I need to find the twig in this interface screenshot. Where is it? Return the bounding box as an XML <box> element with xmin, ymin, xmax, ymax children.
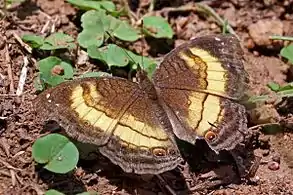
<box><xmin>157</xmin><ymin>3</ymin><xmax>198</xmax><ymax>15</ymax></box>
<box><xmin>10</xmin><ymin>169</ymin><xmax>16</xmax><ymax>186</ymax></box>
<box><xmin>0</xmin><ymin>157</ymin><xmax>22</xmax><ymax>171</ymax></box>
<box><xmin>121</xmin><ymin>0</ymin><xmax>138</xmax><ymax>25</ymax></box>
<box><xmin>41</xmin><ymin>20</ymin><xmax>51</xmax><ymax>35</ymax></box>
<box><xmin>38</xmin><ymin>10</ymin><xmax>52</xmax><ymax>35</ymax></box>
<box><xmin>0</xmin><ymin>138</ymin><xmax>10</xmax><ymax>157</ymax></box>
<box><xmin>5</xmin><ymin>44</ymin><xmax>14</xmax><ymax>93</ymax></box>
<box><xmin>16</xmin><ymin>56</ymin><xmax>28</xmax><ymax>96</ymax></box>
<box><xmin>12</xmin><ymin>32</ymin><xmax>36</xmax><ymax>68</ymax></box>
<box><xmin>12</xmin><ymin>32</ymin><xmax>32</xmax><ymax>54</ymax></box>
<box><xmin>156</xmin><ymin>175</ymin><xmax>177</xmax><ymax>195</ymax></box>
<box><xmin>0</xmin><ymin>94</ymin><xmax>18</xmax><ymax>97</ymax></box>
<box><xmin>51</xmin><ymin>16</ymin><xmax>58</xmax><ymax>33</ymax></box>
<box><xmin>148</xmin><ymin>0</ymin><xmax>156</xmax><ymax>13</ymax></box>
<box><xmin>0</xmin><ymin>170</ymin><xmax>11</xmax><ymax>177</ymax></box>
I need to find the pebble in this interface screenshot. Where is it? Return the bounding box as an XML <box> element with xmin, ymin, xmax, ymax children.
<box><xmin>248</xmin><ymin>19</ymin><xmax>283</xmax><ymax>48</ymax></box>
<box><xmin>268</xmin><ymin>161</ymin><xmax>280</xmax><ymax>171</ymax></box>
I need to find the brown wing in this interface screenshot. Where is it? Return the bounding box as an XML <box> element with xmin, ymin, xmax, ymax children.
<box><xmin>153</xmin><ymin>34</ymin><xmax>248</xmax><ymax>152</ymax></box>
<box><xmin>35</xmin><ymin>77</ymin><xmax>181</xmax><ymax>174</ymax></box>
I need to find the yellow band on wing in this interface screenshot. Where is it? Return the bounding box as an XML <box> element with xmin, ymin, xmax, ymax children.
<box><xmin>179</xmin><ymin>48</ymin><xmax>227</xmax><ymax>97</ymax></box>
<box><xmin>70</xmin><ymin>84</ymin><xmax>171</xmax><ymax>149</ymax></box>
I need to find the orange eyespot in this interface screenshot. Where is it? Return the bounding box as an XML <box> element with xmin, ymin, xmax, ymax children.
<box><xmin>153</xmin><ymin>148</ymin><xmax>167</xmax><ymax>156</ymax></box>
<box><xmin>204</xmin><ymin>131</ymin><xmax>217</xmax><ymax>142</ymax></box>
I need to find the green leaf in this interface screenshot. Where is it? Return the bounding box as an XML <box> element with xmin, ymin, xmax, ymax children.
<box><xmin>66</xmin><ymin>0</ymin><xmax>102</xmax><ymax>10</ymax></box>
<box><xmin>87</xmin><ymin>44</ymin><xmax>129</xmax><ymax>67</ymax></box>
<box><xmin>278</xmin><ymin>82</ymin><xmax>293</xmax><ymax>91</ymax></box>
<box><xmin>79</xmin><ymin>71</ymin><xmax>112</xmax><ymax>78</ymax></box>
<box><xmin>40</xmin><ymin>32</ymin><xmax>76</xmax><ymax>50</ymax></box>
<box><xmin>78</xmin><ymin>28</ymin><xmax>104</xmax><ymax>48</ymax></box>
<box><xmin>113</xmin><ymin>21</ymin><xmax>140</xmax><ymax>41</ymax></box>
<box><xmin>38</xmin><ymin>56</ymin><xmax>74</xmax><ymax>86</ymax></box>
<box><xmin>261</xmin><ymin>124</ymin><xmax>283</xmax><ymax>135</ymax></box>
<box><xmin>280</xmin><ymin>45</ymin><xmax>293</xmax><ymax>63</ymax></box>
<box><xmin>247</xmin><ymin>95</ymin><xmax>270</xmax><ymax>103</ymax></box>
<box><xmin>270</xmin><ymin>35</ymin><xmax>293</xmax><ymax>41</ymax></box>
<box><xmin>80</xmin><ymin>10</ymin><xmax>107</xmax><ymax>28</ymax></box>
<box><xmin>22</xmin><ymin>34</ymin><xmax>44</xmax><ymax>48</ymax></box>
<box><xmin>125</xmin><ymin>50</ymin><xmax>157</xmax><ymax>77</ymax></box>
<box><xmin>99</xmin><ymin>1</ymin><xmax>115</xmax><ymax>12</ymax></box>
<box><xmin>277</xmin><ymin>88</ymin><xmax>293</xmax><ymax>98</ymax></box>
<box><xmin>76</xmin><ymin>192</ymin><xmax>99</xmax><ymax>195</ymax></box>
<box><xmin>45</xmin><ymin>189</ymin><xmax>65</xmax><ymax>195</ymax></box>
<box><xmin>78</xmin><ymin>10</ymin><xmax>139</xmax><ymax>49</ymax></box>
<box><xmin>142</xmin><ymin>16</ymin><xmax>173</xmax><ymax>39</ymax></box>
<box><xmin>66</xmin><ymin>0</ymin><xmax>115</xmax><ymax>12</ymax></box>
<box><xmin>267</xmin><ymin>81</ymin><xmax>280</xmax><ymax>92</ymax></box>
<box><xmin>32</xmin><ymin>134</ymin><xmax>79</xmax><ymax>174</ymax></box>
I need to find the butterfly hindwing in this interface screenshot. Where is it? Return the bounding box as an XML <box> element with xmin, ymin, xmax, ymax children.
<box><xmin>153</xmin><ymin>34</ymin><xmax>248</xmax><ymax>151</ymax></box>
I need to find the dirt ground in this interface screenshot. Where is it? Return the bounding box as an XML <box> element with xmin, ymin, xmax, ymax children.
<box><xmin>1</xmin><ymin>0</ymin><xmax>293</xmax><ymax>194</ymax></box>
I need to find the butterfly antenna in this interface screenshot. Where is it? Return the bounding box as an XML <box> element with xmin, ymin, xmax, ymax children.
<box><xmin>105</xmin><ymin>31</ymin><xmax>138</xmax><ymax>80</ymax></box>
<box><xmin>105</xmin><ymin>31</ymin><xmax>136</xmax><ymax>65</ymax></box>
<box><xmin>140</xmin><ymin>20</ymin><xmax>144</xmax><ymax>71</ymax></box>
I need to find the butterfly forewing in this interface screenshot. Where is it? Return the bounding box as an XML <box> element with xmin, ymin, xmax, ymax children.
<box><xmin>35</xmin><ymin>77</ymin><xmax>181</xmax><ymax>174</ymax></box>
<box><xmin>153</xmin><ymin>34</ymin><xmax>248</xmax><ymax>151</ymax></box>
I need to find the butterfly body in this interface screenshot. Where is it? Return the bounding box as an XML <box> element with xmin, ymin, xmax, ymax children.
<box><xmin>35</xmin><ymin>34</ymin><xmax>249</xmax><ymax>174</ymax></box>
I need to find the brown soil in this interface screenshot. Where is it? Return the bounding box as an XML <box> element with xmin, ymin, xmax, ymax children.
<box><xmin>1</xmin><ymin>0</ymin><xmax>293</xmax><ymax>194</ymax></box>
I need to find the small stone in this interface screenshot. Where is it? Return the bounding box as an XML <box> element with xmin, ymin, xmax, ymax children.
<box><xmin>248</xmin><ymin>19</ymin><xmax>283</xmax><ymax>48</ymax></box>
<box><xmin>253</xmin><ymin>50</ymin><xmax>259</xmax><ymax>56</ymax></box>
<box><xmin>268</xmin><ymin>161</ymin><xmax>280</xmax><ymax>171</ymax></box>
<box><xmin>210</xmin><ymin>23</ymin><xmax>218</xmax><ymax>29</ymax></box>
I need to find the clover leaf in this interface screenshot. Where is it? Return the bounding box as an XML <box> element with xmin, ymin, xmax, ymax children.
<box><xmin>22</xmin><ymin>33</ymin><xmax>75</xmax><ymax>50</ymax></box>
<box><xmin>280</xmin><ymin>45</ymin><xmax>293</xmax><ymax>64</ymax></box>
<box><xmin>66</xmin><ymin>0</ymin><xmax>115</xmax><ymax>12</ymax></box>
<box><xmin>22</xmin><ymin>34</ymin><xmax>44</xmax><ymax>48</ymax></box>
<box><xmin>45</xmin><ymin>190</ymin><xmax>65</xmax><ymax>195</ymax></box>
<box><xmin>78</xmin><ymin>27</ymin><xmax>104</xmax><ymax>48</ymax></box>
<box><xmin>87</xmin><ymin>44</ymin><xmax>157</xmax><ymax>77</ymax></box>
<box><xmin>142</xmin><ymin>16</ymin><xmax>174</xmax><ymax>39</ymax></box>
<box><xmin>79</xmin><ymin>71</ymin><xmax>112</xmax><ymax>78</ymax></box>
<box><xmin>32</xmin><ymin>134</ymin><xmax>79</xmax><ymax>174</ymax></box>
<box><xmin>87</xmin><ymin>44</ymin><xmax>129</xmax><ymax>67</ymax></box>
<box><xmin>78</xmin><ymin>10</ymin><xmax>139</xmax><ymax>49</ymax></box>
<box><xmin>40</xmin><ymin>32</ymin><xmax>76</xmax><ymax>50</ymax></box>
<box><xmin>38</xmin><ymin>56</ymin><xmax>74</xmax><ymax>86</ymax></box>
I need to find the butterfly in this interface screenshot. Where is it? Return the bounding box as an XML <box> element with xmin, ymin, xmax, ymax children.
<box><xmin>34</xmin><ymin>34</ymin><xmax>249</xmax><ymax>174</ymax></box>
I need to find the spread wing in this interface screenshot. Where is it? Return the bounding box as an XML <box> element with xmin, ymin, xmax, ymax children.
<box><xmin>35</xmin><ymin>77</ymin><xmax>181</xmax><ymax>174</ymax></box>
<box><xmin>153</xmin><ymin>34</ymin><xmax>249</xmax><ymax>152</ymax></box>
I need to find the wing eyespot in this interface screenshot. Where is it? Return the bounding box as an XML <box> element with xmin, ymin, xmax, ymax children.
<box><xmin>204</xmin><ymin>130</ymin><xmax>218</xmax><ymax>142</ymax></box>
<box><xmin>153</xmin><ymin>148</ymin><xmax>167</xmax><ymax>157</ymax></box>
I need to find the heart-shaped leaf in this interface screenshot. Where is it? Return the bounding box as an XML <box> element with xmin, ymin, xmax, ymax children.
<box><xmin>38</xmin><ymin>56</ymin><xmax>74</xmax><ymax>86</ymax></box>
<box><xmin>32</xmin><ymin>134</ymin><xmax>79</xmax><ymax>174</ymax></box>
